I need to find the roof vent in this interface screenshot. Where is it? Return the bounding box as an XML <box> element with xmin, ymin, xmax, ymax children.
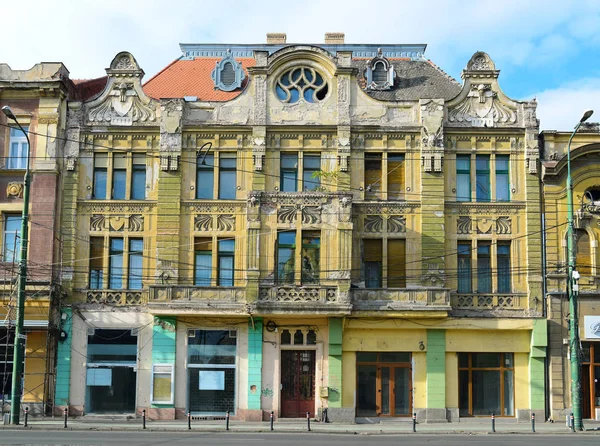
<box><xmin>325</xmin><ymin>33</ymin><xmax>345</xmax><ymax>44</ymax></box>
<box><xmin>267</xmin><ymin>33</ymin><xmax>287</xmax><ymax>44</ymax></box>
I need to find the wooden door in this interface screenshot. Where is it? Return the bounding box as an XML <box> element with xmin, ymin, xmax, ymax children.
<box><xmin>281</xmin><ymin>350</ymin><xmax>315</xmax><ymax>417</ymax></box>
<box><xmin>376</xmin><ymin>365</ymin><xmax>412</xmax><ymax>417</ymax></box>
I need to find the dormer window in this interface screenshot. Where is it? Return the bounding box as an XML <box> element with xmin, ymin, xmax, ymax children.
<box><xmin>211</xmin><ymin>50</ymin><xmax>246</xmax><ymax>92</ymax></box>
<box><xmin>365</xmin><ymin>49</ymin><xmax>395</xmax><ymax>91</ymax></box>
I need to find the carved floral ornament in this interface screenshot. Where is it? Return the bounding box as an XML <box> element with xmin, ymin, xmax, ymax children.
<box><xmin>6</xmin><ymin>182</ymin><xmax>24</xmax><ymax>198</ymax></box>
<box><xmin>90</xmin><ymin>214</ymin><xmax>144</xmax><ymax>232</ymax></box>
<box><xmin>456</xmin><ymin>216</ymin><xmax>512</xmax><ymax>235</ymax></box>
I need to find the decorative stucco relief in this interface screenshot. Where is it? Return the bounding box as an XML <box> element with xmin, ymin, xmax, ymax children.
<box><xmin>89</xmin><ymin>214</ymin><xmax>144</xmax><ymax>232</ymax></box>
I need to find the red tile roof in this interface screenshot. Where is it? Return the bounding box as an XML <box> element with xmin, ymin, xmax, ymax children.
<box><xmin>72</xmin><ymin>76</ymin><xmax>108</xmax><ymax>101</ymax></box>
<box><xmin>143</xmin><ymin>58</ymin><xmax>256</xmax><ymax>101</ymax></box>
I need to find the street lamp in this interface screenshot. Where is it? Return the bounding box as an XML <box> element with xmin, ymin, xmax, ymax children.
<box><xmin>1</xmin><ymin>105</ymin><xmax>31</xmax><ymax>425</ymax></box>
<box><xmin>566</xmin><ymin>108</ymin><xmax>593</xmax><ymax>431</ymax></box>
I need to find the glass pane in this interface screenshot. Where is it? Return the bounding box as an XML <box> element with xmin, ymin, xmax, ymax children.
<box><xmin>281</xmin><ymin>170</ymin><xmax>297</xmax><ymax>192</ymax></box>
<box><xmin>112</xmin><ymin>170</ymin><xmax>126</xmax><ymax>200</ymax></box>
<box><xmin>301</xmin><ymin>233</ymin><xmax>320</xmax><ymax>284</ymax></box>
<box><xmin>394</xmin><ymin>367</ymin><xmax>410</xmax><ymax>415</ymax></box>
<box><xmin>457</xmin><ymin>173</ymin><xmax>471</xmax><ymax>201</ymax></box>
<box><xmin>219</xmin><ymin>239</ymin><xmax>235</xmax><ymax>252</ymax></box>
<box><xmin>459</xmin><ymin>369</ymin><xmax>470</xmax><ymax>416</ymax></box>
<box><xmin>188</xmin><ymin>330</ymin><xmax>236</xmax><ymax>365</ymax></box>
<box><xmin>219</xmin><ymin>157</ymin><xmax>236</xmax><ymax>169</ymax></box>
<box><xmin>131</xmin><ymin>168</ymin><xmax>146</xmax><ymax>200</ymax></box>
<box><xmin>109</xmin><ymin>239</ymin><xmax>124</xmax><ymax>289</ymax></box>
<box><xmin>497</xmin><ymin>244</ymin><xmax>511</xmax><ymax>293</ymax></box>
<box><xmin>188</xmin><ymin>367</ymin><xmax>235</xmax><ymax>414</ymax></box>
<box><xmin>594</xmin><ymin>366</ymin><xmax>600</xmax><ymax>407</ymax></box>
<box><xmin>496</xmin><ymin>156</ymin><xmax>509</xmax><ymax>171</ymax></box>
<box><xmin>306</xmin><ymin>330</ymin><xmax>316</xmax><ymax>345</ymax></box>
<box><xmin>357</xmin><ymin>352</ymin><xmax>377</xmax><ymax>362</ymax></box>
<box><xmin>196</xmin><ymin>155</ymin><xmax>214</xmax><ymax>199</ymax></box>
<box><xmin>472</xmin><ymin>353</ymin><xmax>501</xmax><ymax>368</ymax></box>
<box><xmin>476</xmin><ymin>157</ymin><xmax>489</xmax><ymax>171</ymax></box>
<box><xmin>279</xmin><ymin>231</ymin><xmax>296</xmax><ymax>246</ymax></box>
<box><xmin>456</xmin><ymin>156</ymin><xmax>470</xmax><ymax>171</ymax></box>
<box><xmin>303</xmin><ymin>155</ymin><xmax>320</xmax><ymax>169</ymax></box>
<box><xmin>219</xmin><ymin>170</ymin><xmax>236</xmax><ymax>199</ymax></box>
<box><xmin>594</xmin><ymin>345</ymin><xmax>600</xmax><ymax>364</ymax></box>
<box><xmin>476</xmin><ymin>173</ymin><xmax>490</xmax><ymax>202</ymax></box>
<box><xmin>152</xmin><ymin>370</ymin><xmax>172</xmax><ymax>402</ymax></box>
<box><xmin>128</xmin><ymin>239</ymin><xmax>143</xmax><ymax>290</ymax></box>
<box><xmin>379</xmin><ymin>352</ymin><xmax>411</xmax><ymax>363</ymax></box>
<box><xmin>381</xmin><ymin>367</ymin><xmax>390</xmax><ymax>415</ymax></box>
<box><xmin>458</xmin><ymin>243</ymin><xmax>472</xmax><ymax>294</ymax></box>
<box><xmin>293</xmin><ymin>330</ymin><xmax>304</xmax><ymax>345</ymax></box>
<box><xmin>472</xmin><ymin>370</ymin><xmax>501</xmax><ymax>415</ymax></box>
<box><xmin>94</xmin><ymin>169</ymin><xmax>107</xmax><ymax>199</ymax></box>
<box><xmin>195</xmin><ymin>252</ymin><xmax>212</xmax><ymax>286</ymax></box>
<box><xmin>365</xmin><ymin>261</ymin><xmax>382</xmax><ymax>288</ymax></box>
<box><xmin>496</xmin><ymin>173</ymin><xmax>509</xmax><ymax>201</ymax></box>
<box><xmin>458</xmin><ymin>353</ymin><xmax>469</xmax><ymax>368</ymax></box>
<box><xmin>477</xmin><ymin>244</ymin><xmax>492</xmax><ymax>293</ymax></box>
<box><xmin>281</xmin><ymin>330</ymin><xmax>291</xmax><ymax>345</ymax></box>
<box><xmin>281</xmin><ymin>154</ymin><xmax>298</xmax><ymax>169</ymax></box>
<box><xmin>277</xmin><ymin>247</ymin><xmax>295</xmax><ymax>284</ymax></box>
<box><xmin>356</xmin><ymin>365</ymin><xmax>377</xmax><ymax>416</ymax></box>
<box><xmin>503</xmin><ymin>370</ymin><xmax>514</xmax><ymax>416</ymax></box>
<box><xmin>218</xmin><ymin>255</ymin><xmax>234</xmax><ymax>286</ymax></box>
<box><xmin>303</xmin><ymin>169</ymin><xmax>320</xmax><ymax>191</ymax></box>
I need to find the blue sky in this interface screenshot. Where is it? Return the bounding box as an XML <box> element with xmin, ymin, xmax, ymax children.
<box><xmin>3</xmin><ymin>0</ymin><xmax>600</xmax><ymax>130</ymax></box>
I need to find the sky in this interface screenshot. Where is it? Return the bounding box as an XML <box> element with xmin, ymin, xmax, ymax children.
<box><xmin>2</xmin><ymin>0</ymin><xmax>600</xmax><ymax>131</ymax></box>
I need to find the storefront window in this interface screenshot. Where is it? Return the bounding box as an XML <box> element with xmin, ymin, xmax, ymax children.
<box><xmin>187</xmin><ymin>330</ymin><xmax>237</xmax><ymax>414</ymax></box>
<box><xmin>582</xmin><ymin>342</ymin><xmax>600</xmax><ymax>418</ymax></box>
<box><xmin>458</xmin><ymin>352</ymin><xmax>514</xmax><ymax>417</ymax></box>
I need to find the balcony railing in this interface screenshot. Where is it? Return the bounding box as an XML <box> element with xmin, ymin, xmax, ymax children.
<box><xmin>149</xmin><ymin>285</ymin><xmax>244</xmax><ymax>303</ymax></box>
<box><xmin>450</xmin><ymin>293</ymin><xmax>527</xmax><ymax>309</ymax></box>
<box><xmin>351</xmin><ymin>288</ymin><xmax>451</xmax><ymax>310</ymax></box>
<box><xmin>86</xmin><ymin>290</ymin><xmax>147</xmax><ymax>305</ymax></box>
<box><xmin>258</xmin><ymin>286</ymin><xmax>340</xmax><ymax>304</ymax></box>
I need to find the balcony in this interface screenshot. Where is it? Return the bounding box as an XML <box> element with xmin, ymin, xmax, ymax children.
<box><xmin>351</xmin><ymin>288</ymin><xmax>451</xmax><ymax>311</ymax></box>
<box><xmin>148</xmin><ymin>285</ymin><xmax>245</xmax><ymax>313</ymax></box>
<box><xmin>257</xmin><ymin>285</ymin><xmax>351</xmax><ymax>315</ymax></box>
<box><xmin>450</xmin><ymin>293</ymin><xmax>529</xmax><ymax>314</ymax></box>
<box><xmin>86</xmin><ymin>289</ymin><xmax>148</xmax><ymax>305</ymax></box>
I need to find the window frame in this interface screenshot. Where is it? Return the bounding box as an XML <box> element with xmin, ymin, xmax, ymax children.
<box><xmin>194</xmin><ymin>237</ymin><xmax>213</xmax><ymax>286</ymax></box>
<box><xmin>280</xmin><ymin>153</ymin><xmax>299</xmax><ymax>192</ymax></box>
<box><xmin>150</xmin><ymin>363</ymin><xmax>175</xmax><ymax>405</ymax></box>
<box><xmin>497</xmin><ymin>242</ymin><xmax>511</xmax><ymax>293</ymax></box>
<box><xmin>475</xmin><ymin>155</ymin><xmax>491</xmax><ymax>202</ymax></box>
<box><xmin>495</xmin><ymin>155</ymin><xmax>510</xmax><ymax>202</ymax></box>
<box><xmin>127</xmin><ymin>238</ymin><xmax>144</xmax><ymax>290</ymax></box>
<box><xmin>217</xmin><ymin>239</ymin><xmax>235</xmax><ymax>286</ymax></box>
<box><xmin>3</xmin><ymin>214</ymin><xmax>22</xmax><ymax>263</ymax></box>
<box><xmin>7</xmin><ymin>126</ymin><xmax>29</xmax><ymax>170</ymax></box>
<box><xmin>218</xmin><ymin>154</ymin><xmax>237</xmax><ymax>200</ymax></box>
<box><xmin>456</xmin><ymin>155</ymin><xmax>471</xmax><ymax>202</ymax></box>
<box><xmin>457</xmin><ymin>242</ymin><xmax>473</xmax><ymax>293</ymax></box>
<box><xmin>196</xmin><ymin>154</ymin><xmax>215</xmax><ymax>199</ymax></box>
<box><xmin>277</xmin><ymin>231</ymin><xmax>296</xmax><ymax>284</ymax></box>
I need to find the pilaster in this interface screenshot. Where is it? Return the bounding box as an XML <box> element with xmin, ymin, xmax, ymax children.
<box><xmin>247</xmin><ymin>317</ymin><xmax>263</xmax><ymax>420</ymax></box>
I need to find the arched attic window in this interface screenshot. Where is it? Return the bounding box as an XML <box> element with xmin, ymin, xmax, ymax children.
<box><xmin>365</xmin><ymin>48</ymin><xmax>395</xmax><ymax>91</ymax></box>
<box><xmin>211</xmin><ymin>49</ymin><xmax>246</xmax><ymax>92</ymax></box>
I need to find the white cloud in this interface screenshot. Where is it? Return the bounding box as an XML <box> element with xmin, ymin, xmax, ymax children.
<box><xmin>533</xmin><ymin>79</ymin><xmax>600</xmax><ymax>131</ymax></box>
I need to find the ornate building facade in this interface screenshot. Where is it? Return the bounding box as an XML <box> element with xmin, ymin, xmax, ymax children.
<box><xmin>0</xmin><ymin>63</ymin><xmax>72</xmax><ymax>414</ymax></box>
<box><xmin>542</xmin><ymin>126</ymin><xmax>600</xmax><ymax>421</ymax></box>
<box><xmin>55</xmin><ymin>34</ymin><xmax>545</xmax><ymax>422</ymax></box>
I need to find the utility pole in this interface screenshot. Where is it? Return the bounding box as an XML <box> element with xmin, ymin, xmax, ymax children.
<box><xmin>566</xmin><ymin>109</ymin><xmax>593</xmax><ymax>431</ymax></box>
<box><xmin>2</xmin><ymin>106</ymin><xmax>31</xmax><ymax>425</ymax></box>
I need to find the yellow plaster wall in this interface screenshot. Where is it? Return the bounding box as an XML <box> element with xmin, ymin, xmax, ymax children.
<box><xmin>446</xmin><ymin>330</ymin><xmax>531</xmax><ymax>352</ymax></box>
<box><xmin>514</xmin><ymin>352</ymin><xmax>529</xmax><ymax>410</ymax></box>
<box><xmin>23</xmin><ymin>331</ymin><xmax>46</xmax><ymax>403</ymax></box>
<box><xmin>341</xmin><ymin>350</ymin><xmax>356</xmax><ymax>408</ymax></box>
<box><xmin>413</xmin><ymin>352</ymin><xmax>426</xmax><ymax>409</ymax></box>
<box><xmin>445</xmin><ymin>353</ymin><xmax>459</xmax><ymax>409</ymax></box>
<box><xmin>343</xmin><ymin>329</ymin><xmax>427</xmax><ymax>352</ymax></box>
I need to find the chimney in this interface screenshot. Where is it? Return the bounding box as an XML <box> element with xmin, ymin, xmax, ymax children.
<box><xmin>324</xmin><ymin>33</ymin><xmax>345</xmax><ymax>44</ymax></box>
<box><xmin>267</xmin><ymin>33</ymin><xmax>287</xmax><ymax>44</ymax></box>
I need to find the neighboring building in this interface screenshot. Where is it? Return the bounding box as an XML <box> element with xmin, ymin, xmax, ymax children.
<box><xmin>542</xmin><ymin>124</ymin><xmax>600</xmax><ymax>421</ymax></box>
<box><xmin>0</xmin><ymin>63</ymin><xmax>73</xmax><ymax>414</ymax></box>
<box><xmin>57</xmin><ymin>34</ymin><xmax>545</xmax><ymax>422</ymax></box>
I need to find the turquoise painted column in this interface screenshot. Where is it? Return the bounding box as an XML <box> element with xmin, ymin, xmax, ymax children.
<box><xmin>247</xmin><ymin>317</ymin><xmax>263</xmax><ymax>412</ymax></box>
<box><xmin>54</xmin><ymin>308</ymin><xmax>72</xmax><ymax>408</ymax></box>
<box><xmin>151</xmin><ymin>316</ymin><xmax>176</xmax><ymax>409</ymax></box>
<box><xmin>328</xmin><ymin>318</ymin><xmax>343</xmax><ymax>407</ymax></box>
<box><xmin>426</xmin><ymin>329</ymin><xmax>446</xmax><ymax>409</ymax></box>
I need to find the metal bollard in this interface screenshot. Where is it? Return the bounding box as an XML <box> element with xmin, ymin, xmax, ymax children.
<box><xmin>531</xmin><ymin>413</ymin><xmax>535</xmax><ymax>433</ymax></box>
<box><xmin>24</xmin><ymin>407</ymin><xmax>28</xmax><ymax>428</ymax></box>
<box><xmin>570</xmin><ymin>413</ymin><xmax>575</xmax><ymax>432</ymax></box>
<box><xmin>307</xmin><ymin>411</ymin><xmax>311</xmax><ymax>432</ymax></box>
<box><xmin>491</xmin><ymin>412</ymin><xmax>496</xmax><ymax>433</ymax></box>
<box><xmin>226</xmin><ymin>411</ymin><xmax>230</xmax><ymax>431</ymax></box>
<box><xmin>270</xmin><ymin>411</ymin><xmax>274</xmax><ymax>431</ymax></box>
<box><xmin>63</xmin><ymin>408</ymin><xmax>68</xmax><ymax>429</ymax></box>
<box><xmin>412</xmin><ymin>412</ymin><xmax>416</xmax><ymax>432</ymax></box>
<box><xmin>187</xmin><ymin>412</ymin><xmax>191</xmax><ymax>430</ymax></box>
<box><xmin>142</xmin><ymin>409</ymin><xmax>146</xmax><ymax>430</ymax></box>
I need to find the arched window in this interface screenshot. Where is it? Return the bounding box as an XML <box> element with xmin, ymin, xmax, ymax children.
<box><xmin>211</xmin><ymin>50</ymin><xmax>246</xmax><ymax>92</ymax></box>
<box><xmin>365</xmin><ymin>49</ymin><xmax>395</xmax><ymax>91</ymax></box>
<box><xmin>372</xmin><ymin>61</ymin><xmax>387</xmax><ymax>84</ymax></box>
<box><xmin>576</xmin><ymin>229</ymin><xmax>592</xmax><ymax>275</ymax></box>
<box><xmin>275</xmin><ymin>67</ymin><xmax>329</xmax><ymax>104</ymax></box>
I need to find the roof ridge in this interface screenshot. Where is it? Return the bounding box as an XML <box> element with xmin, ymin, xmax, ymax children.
<box><xmin>427</xmin><ymin>59</ymin><xmax>461</xmax><ymax>87</ymax></box>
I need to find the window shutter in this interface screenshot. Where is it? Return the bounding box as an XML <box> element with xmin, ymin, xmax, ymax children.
<box><xmin>387</xmin><ymin>156</ymin><xmax>405</xmax><ymax>199</ymax></box>
<box><xmin>387</xmin><ymin>239</ymin><xmax>406</xmax><ymax>288</ymax></box>
<box><xmin>221</xmin><ymin>62</ymin><xmax>236</xmax><ymax>86</ymax></box>
<box><xmin>364</xmin><ymin>239</ymin><xmax>382</xmax><ymax>262</ymax></box>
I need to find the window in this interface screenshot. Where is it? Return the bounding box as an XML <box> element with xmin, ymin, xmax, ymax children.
<box><xmin>194</xmin><ymin>238</ymin><xmax>212</xmax><ymax>286</ymax></box>
<box><xmin>275</xmin><ymin>67</ymin><xmax>328</xmax><ymax>103</ymax></box>
<box><xmin>456</xmin><ymin>155</ymin><xmax>471</xmax><ymax>202</ymax></box>
<box><xmin>477</xmin><ymin>242</ymin><xmax>491</xmax><ymax>293</ymax></box>
<box><xmin>128</xmin><ymin>239</ymin><xmax>143</xmax><ymax>289</ymax></box>
<box><xmin>7</xmin><ymin>126</ymin><xmax>29</xmax><ymax>169</ymax></box>
<box><xmin>187</xmin><ymin>330</ymin><xmax>237</xmax><ymax>414</ymax></box>
<box><xmin>373</xmin><ymin>61</ymin><xmax>387</xmax><ymax>84</ymax></box>
<box><xmin>457</xmin><ymin>242</ymin><xmax>472</xmax><ymax>293</ymax></box>
<box><xmin>459</xmin><ymin>353</ymin><xmax>514</xmax><ymax>416</ymax></box>
<box><xmin>93</xmin><ymin>153</ymin><xmax>108</xmax><ymax>199</ymax></box>
<box><xmin>3</xmin><ymin>215</ymin><xmax>21</xmax><ymax>263</ymax></box>
<box><xmin>196</xmin><ymin>154</ymin><xmax>214</xmax><ymax>199</ymax></box>
<box><xmin>576</xmin><ymin>229</ymin><xmax>592</xmax><ymax>275</ymax></box>
<box><xmin>281</xmin><ymin>153</ymin><xmax>298</xmax><ymax>192</ymax></box>
<box><xmin>218</xmin><ymin>155</ymin><xmax>236</xmax><ymax>200</ymax></box>
<box><xmin>387</xmin><ymin>154</ymin><xmax>405</xmax><ymax>200</ymax></box>
<box><xmin>218</xmin><ymin>239</ymin><xmax>235</xmax><ymax>286</ymax></box>
<box><xmin>301</xmin><ymin>231</ymin><xmax>320</xmax><ymax>284</ymax></box>
<box><xmin>151</xmin><ymin>364</ymin><xmax>174</xmax><ymax>405</ymax></box>
<box><xmin>387</xmin><ymin>239</ymin><xmax>406</xmax><ymax>288</ymax></box>
<box><xmin>476</xmin><ymin>155</ymin><xmax>490</xmax><ymax>202</ymax></box>
<box><xmin>131</xmin><ymin>155</ymin><xmax>146</xmax><ymax>200</ymax></box>
<box><xmin>496</xmin><ymin>156</ymin><xmax>509</xmax><ymax>202</ymax></box>
<box><xmin>364</xmin><ymin>239</ymin><xmax>382</xmax><ymax>288</ymax></box>
<box><xmin>364</xmin><ymin>154</ymin><xmax>382</xmax><ymax>199</ymax></box>
<box><xmin>112</xmin><ymin>154</ymin><xmax>127</xmax><ymax>200</ymax></box>
<box><xmin>89</xmin><ymin>237</ymin><xmax>104</xmax><ymax>289</ymax></box>
<box><xmin>365</xmin><ymin>52</ymin><xmax>395</xmax><ymax>91</ymax></box>
<box><xmin>364</xmin><ymin>153</ymin><xmax>405</xmax><ymax>200</ymax></box>
<box><xmin>211</xmin><ymin>51</ymin><xmax>246</xmax><ymax>92</ymax></box>
<box><xmin>497</xmin><ymin>243</ymin><xmax>511</xmax><ymax>293</ymax></box>
<box><xmin>303</xmin><ymin>154</ymin><xmax>321</xmax><ymax>191</ymax></box>
<box><xmin>108</xmin><ymin>238</ymin><xmax>124</xmax><ymax>289</ymax></box>
<box><xmin>0</xmin><ymin>329</ymin><xmax>23</xmax><ymax>401</ymax></box>
<box><xmin>277</xmin><ymin>231</ymin><xmax>296</xmax><ymax>284</ymax></box>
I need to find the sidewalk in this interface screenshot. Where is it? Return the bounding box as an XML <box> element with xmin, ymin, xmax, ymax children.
<box><xmin>2</xmin><ymin>416</ymin><xmax>600</xmax><ymax>435</ymax></box>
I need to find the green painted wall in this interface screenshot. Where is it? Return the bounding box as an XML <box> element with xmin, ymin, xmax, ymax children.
<box><xmin>152</xmin><ymin>316</ymin><xmax>176</xmax><ymax>408</ymax></box>
<box><xmin>328</xmin><ymin>318</ymin><xmax>343</xmax><ymax>407</ymax></box>
<box><xmin>529</xmin><ymin>319</ymin><xmax>547</xmax><ymax>410</ymax></box>
<box><xmin>426</xmin><ymin>329</ymin><xmax>446</xmax><ymax>409</ymax></box>
<box><xmin>54</xmin><ymin>308</ymin><xmax>72</xmax><ymax>406</ymax></box>
<box><xmin>247</xmin><ymin>317</ymin><xmax>263</xmax><ymax>410</ymax></box>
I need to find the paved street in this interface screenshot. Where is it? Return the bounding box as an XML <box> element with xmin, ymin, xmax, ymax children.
<box><xmin>0</xmin><ymin>432</ymin><xmax>600</xmax><ymax>446</ymax></box>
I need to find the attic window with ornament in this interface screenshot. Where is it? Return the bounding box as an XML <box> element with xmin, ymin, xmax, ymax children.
<box><xmin>365</xmin><ymin>49</ymin><xmax>395</xmax><ymax>91</ymax></box>
<box><xmin>275</xmin><ymin>67</ymin><xmax>328</xmax><ymax>104</ymax></box>
<box><xmin>211</xmin><ymin>50</ymin><xmax>246</xmax><ymax>92</ymax></box>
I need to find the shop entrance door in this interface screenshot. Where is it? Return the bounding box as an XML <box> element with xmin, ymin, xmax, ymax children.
<box><xmin>281</xmin><ymin>350</ymin><xmax>315</xmax><ymax>417</ymax></box>
<box><xmin>356</xmin><ymin>352</ymin><xmax>412</xmax><ymax>417</ymax></box>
